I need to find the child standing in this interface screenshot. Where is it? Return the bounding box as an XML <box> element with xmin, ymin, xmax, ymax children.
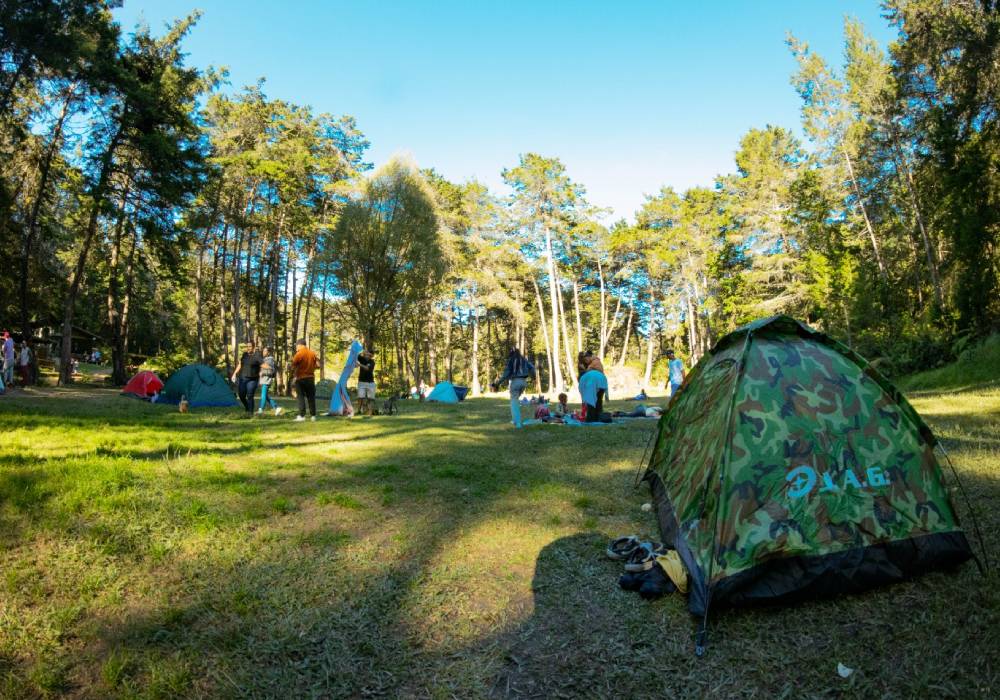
<box><xmin>257</xmin><ymin>347</ymin><xmax>283</xmax><ymax>415</ymax></box>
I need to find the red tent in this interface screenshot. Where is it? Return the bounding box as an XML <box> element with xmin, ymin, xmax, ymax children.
<box><xmin>121</xmin><ymin>370</ymin><xmax>163</xmax><ymax>399</ymax></box>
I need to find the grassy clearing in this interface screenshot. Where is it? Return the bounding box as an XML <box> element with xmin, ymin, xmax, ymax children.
<box><xmin>0</xmin><ymin>380</ymin><xmax>997</xmax><ymax>698</ymax></box>
<box><xmin>898</xmin><ymin>333</ymin><xmax>1000</xmax><ymax>392</ymax></box>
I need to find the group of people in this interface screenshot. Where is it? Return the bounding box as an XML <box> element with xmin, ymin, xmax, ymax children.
<box><xmin>231</xmin><ymin>338</ymin><xmax>320</xmax><ymax>421</ymax></box>
<box><xmin>229</xmin><ymin>339</ymin><xmax>379</xmax><ymax>421</ymax></box>
<box><xmin>492</xmin><ymin>346</ymin><xmax>686</xmax><ymax>428</ymax></box>
<box><xmin>1</xmin><ymin>331</ymin><xmax>34</xmax><ymax>392</ymax></box>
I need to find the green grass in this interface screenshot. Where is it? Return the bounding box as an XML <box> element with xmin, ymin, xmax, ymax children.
<box><xmin>899</xmin><ymin>333</ymin><xmax>1000</xmax><ymax>392</ymax></box>
<box><xmin>0</xmin><ymin>380</ymin><xmax>997</xmax><ymax>698</ymax></box>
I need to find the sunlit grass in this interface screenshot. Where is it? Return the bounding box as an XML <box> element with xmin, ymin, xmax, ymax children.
<box><xmin>0</xmin><ymin>381</ymin><xmax>996</xmax><ymax>698</ymax></box>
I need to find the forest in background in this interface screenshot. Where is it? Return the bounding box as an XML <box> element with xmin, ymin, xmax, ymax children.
<box><xmin>1</xmin><ymin>0</ymin><xmax>997</xmax><ymax>395</ymax></box>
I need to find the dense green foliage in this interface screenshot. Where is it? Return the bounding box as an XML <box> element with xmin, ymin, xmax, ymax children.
<box><xmin>1</xmin><ymin>0</ymin><xmax>998</xmax><ymax>392</ymax></box>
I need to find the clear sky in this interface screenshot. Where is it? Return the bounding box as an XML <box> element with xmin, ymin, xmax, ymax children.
<box><xmin>112</xmin><ymin>1</ymin><xmax>897</xmax><ymax>222</ymax></box>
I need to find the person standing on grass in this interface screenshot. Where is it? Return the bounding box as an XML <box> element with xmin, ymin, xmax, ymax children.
<box><xmin>491</xmin><ymin>347</ymin><xmax>535</xmax><ymax>429</ymax></box>
<box><xmin>666</xmin><ymin>349</ymin><xmax>686</xmax><ymax>397</ymax></box>
<box><xmin>18</xmin><ymin>341</ymin><xmax>33</xmax><ymax>387</ymax></box>
<box><xmin>231</xmin><ymin>341</ymin><xmax>262</xmax><ymax>417</ymax></box>
<box><xmin>291</xmin><ymin>338</ymin><xmax>319</xmax><ymax>422</ymax></box>
<box><xmin>356</xmin><ymin>348</ymin><xmax>376</xmax><ymax>416</ymax></box>
<box><xmin>257</xmin><ymin>346</ymin><xmax>283</xmax><ymax>416</ymax></box>
<box><xmin>2</xmin><ymin>331</ymin><xmax>14</xmax><ymax>387</ymax></box>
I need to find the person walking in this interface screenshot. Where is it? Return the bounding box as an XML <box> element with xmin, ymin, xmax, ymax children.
<box><xmin>291</xmin><ymin>338</ymin><xmax>319</xmax><ymax>422</ymax></box>
<box><xmin>257</xmin><ymin>346</ymin><xmax>283</xmax><ymax>416</ymax></box>
<box><xmin>666</xmin><ymin>349</ymin><xmax>686</xmax><ymax>397</ymax></box>
<box><xmin>231</xmin><ymin>341</ymin><xmax>262</xmax><ymax>417</ymax></box>
<box><xmin>491</xmin><ymin>347</ymin><xmax>535</xmax><ymax>428</ymax></box>
<box><xmin>2</xmin><ymin>331</ymin><xmax>14</xmax><ymax>387</ymax></box>
<box><xmin>356</xmin><ymin>349</ymin><xmax>376</xmax><ymax>416</ymax></box>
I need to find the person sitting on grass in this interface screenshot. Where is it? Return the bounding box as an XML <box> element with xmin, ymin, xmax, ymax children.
<box><xmin>553</xmin><ymin>392</ymin><xmax>569</xmax><ymax>416</ymax></box>
<box><xmin>534</xmin><ymin>397</ymin><xmax>550</xmax><ymax>420</ymax></box>
<box><xmin>257</xmin><ymin>347</ymin><xmax>283</xmax><ymax>416</ymax></box>
<box><xmin>491</xmin><ymin>347</ymin><xmax>535</xmax><ymax>429</ymax></box>
<box><xmin>578</xmin><ymin>356</ymin><xmax>609</xmax><ymax>423</ymax></box>
<box><xmin>291</xmin><ymin>338</ymin><xmax>319</xmax><ymax>422</ymax></box>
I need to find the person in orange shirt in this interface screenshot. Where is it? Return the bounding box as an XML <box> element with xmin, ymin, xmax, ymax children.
<box><xmin>290</xmin><ymin>338</ymin><xmax>319</xmax><ymax>422</ymax></box>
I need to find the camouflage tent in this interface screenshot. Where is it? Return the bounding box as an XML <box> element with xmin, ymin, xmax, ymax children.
<box><xmin>644</xmin><ymin>316</ymin><xmax>971</xmax><ymax>631</ymax></box>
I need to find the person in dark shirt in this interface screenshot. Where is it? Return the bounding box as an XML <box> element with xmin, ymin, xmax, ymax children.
<box><xmin>356</xmin><ymin>348</ymin><xmax>376</xmax><ymax>416</ymax></box>
<box><xmin>231</xmin><ymin>341</ymin><xmax>263</xmax><ymax>417</ymax></box>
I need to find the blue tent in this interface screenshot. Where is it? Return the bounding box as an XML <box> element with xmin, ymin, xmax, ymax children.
<box><xmin>427</xmin><ymin>381</ymin><xmax>462</xmax><ymax>403</ymax></box>
<box><xmin>329</xmin><ymin>340</ymin><xmax>363</xmax><ymax>416</ymax></box>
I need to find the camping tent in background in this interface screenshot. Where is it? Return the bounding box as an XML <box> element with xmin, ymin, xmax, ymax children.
<box><xmin>643</xmin><ymin>315</ymin><xmax>972</xmax><ymax>643</ymax></box>
<box><xmin>121</xmin><ymin>370</ymin><xmax>163</xmax><ymax>400</ymax></box>
<box><xmin>315</xmin><ymin>379</ymin><xmax>336</xmax><ymax>400</ymax></box>
<box><xmin>159</xmin><ymin>364</ymin><xmax>238</xmax><ymax>408</ymax></box>
<box><xmin>427</xmin><ymin>381</ymin><xmax>466</xmax><ymax>403</ymax></box>
<box><xmin>328</xmin><ymin>340</ymin><xmax>363</xmax><ymax>416</ymax></box>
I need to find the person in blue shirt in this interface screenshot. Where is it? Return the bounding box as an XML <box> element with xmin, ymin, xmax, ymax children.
<box><xmin>666</xmin><ymin>349</ymin><xmax>686</xmax><ymax>397</ymax></box>
<box><xmin>492</xmin><ymin>347</ymin><xmax>535</xmax><ymax>428</ymax></box>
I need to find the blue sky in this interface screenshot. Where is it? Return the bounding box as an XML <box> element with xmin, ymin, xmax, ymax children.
<box><xmin>113</xmin><ymin>1</ymin><xmax>897</xmax><ymax>221</ymax></box>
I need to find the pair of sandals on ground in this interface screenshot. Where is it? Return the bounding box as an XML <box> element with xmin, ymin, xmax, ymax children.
<box><xmin>606</xmin><ymin>535</ymin><xmax>677</xmax><ymax>600</ymax></box>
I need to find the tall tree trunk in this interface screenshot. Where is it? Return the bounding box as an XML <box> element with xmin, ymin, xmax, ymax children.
<box><xmin>597</xmin><ymin>260</ymin><xmax>607</xmax><ymax>359</ymax></box>
<box><xmin>572</xmin><ymin>278</ymin><xmax>583</xmax><ymax>354</ymax></box>
<box><xmin>60</xmin><ymin>123</ymin><xmax>123</xmax><ymax>385</ymax></box>
<box><xmin>319</xmin><ymin>261</ymin><xmax>328</xmax><ymax>377</ymax></box>
<box><xmin>617</xmin><ymin>304</ymin><xmax>634</xmax><ymax>369</ymax></box>
<box><xmin>471</xmin><ymin>304</ymin><xmax>481</xmax><ymax>395</ymax></box>
<box><xmin>686</xmin><ymin>292</ymin><xmax>698</xmax><ymax>361</ymax></box>
<box><xmin>889</xmin><ymin>136</ymin><xmax>943</xmax><ymax>308</ymax></box>
<box><xmin>603</xmin><ymin>294</ymin><xmax>622</xmax><ymax>363</ymax></box>
<box><xmin>445</xmin><ymin>307</ymin><xmax>454</xmax><ymax>382</ymax></box>
<box><xmin>107</xmin><ymin>178</ymin><xmax>131</xmax><ymax>385</ymax></box>
<box><xmin>644</xmin><ymin>285</ymin><xmax>656</xmax><ymax>388</ymax></box>
<box><xmin>556</xmin><ymin>280</ymin><xmax>574</xmax><ymax>386</ymax></box>
<box><xmin>531</xmin><ymin>276</ymin><xmax>555</xmax><ymax>393</ymax></box>
<box><xmin>120</xmin><ymin>227</ymin><xmax>138</xmax><ymax>378</ymax></box>
<box><xmin>543</xmin><ymin>225</ymin><xmax>564</xmax><ymax>390</ymax></box>
<box><xmin>428</xmin><ymin>313</ymin><xmax>438</xmax><ymax>385</ymax></box>
<box><xmin>218</xmin><ymin>220</ymin><xmax>231</xmax><ymax>376</ymax></box>
<box><xmin>21</xmin><ymin>86</ymin><xmax>74</xmax><ymax>340</ymax></box>
<box><xmin>843</xmin><ymin>149</ymin><xmax>886</xmax><ymax>280</ymax></box>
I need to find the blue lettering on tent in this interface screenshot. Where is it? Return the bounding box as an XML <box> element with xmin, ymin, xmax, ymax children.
<box><xmin>786</xmin><ymin>465</ymin><xmax>891</xmax><ymax>499</ymax></box>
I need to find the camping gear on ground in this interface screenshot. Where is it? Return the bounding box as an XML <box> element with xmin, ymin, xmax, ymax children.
<box><xmin>179</xmin><ymin>395</ymin><xmax>189</xmax><ymax>413</ymax></box>
<box><xmin>121</xmin><ymin>370</ymin><xmax>163</xmax><ymax>400</ymax></box>
<box><xmin>619</xmin><ymin>563</ymin><xmax>676</xmax><ymax>600</ymax></box>
<box><xmin>328</xmin><ymin>340</ymin><xmax>362</xmax><ymax>416</ymax></box>
<box><xmin>159</xmin><ymin>364</ymin><xmax>238</xmax><ymax>408</ymax></box>
<box><xmin>642</xmin><ymin>315</ymin><xmax>973</xmax><ymax>651</ymax></box>
<box><xmin>426</xmin><ymin>381</ymin><xmax>466</xmax><ymax>403</ymax></box>
<box><xmin>606</xmin><ymin>535</ymin><xmax>642</xmax><ymax>560</ymax></box>
<box><xmin>656</xmin><ymin>551</ymin><xmax>689</xmax><ymax>594</ymax></box>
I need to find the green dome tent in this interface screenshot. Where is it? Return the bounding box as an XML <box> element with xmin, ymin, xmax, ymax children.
<box><xmin>643</xmin><ymin>316</ymin><xmax>972</xmax><ymax>644</ymax></box>
<box><xmin>159</xmin><ymin>364</ymin><xmax>238</xmax><ymax>408</ymax></box>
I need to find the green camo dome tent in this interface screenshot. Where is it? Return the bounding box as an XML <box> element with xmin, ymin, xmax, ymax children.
<box><xmin>643</xmin><ymin>316</ymin><xmax>972</xmax><ymax>633</ymax></box>
<box><xmin>159</xmin><ymin>364</ymin><xmax>238</xmax><ymax>408</ymax></box>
